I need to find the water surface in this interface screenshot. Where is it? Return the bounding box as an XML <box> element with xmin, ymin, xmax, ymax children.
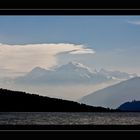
<box><xmin>0</xmin><ymin>112</ymin><xmax>140</xmax><ymax>125</ymax></box>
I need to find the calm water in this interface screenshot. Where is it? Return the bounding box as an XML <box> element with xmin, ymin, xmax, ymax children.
<box><xmin>0</xmin><ymin>112</ymin><xmax>140</xmax><ymax>125</ymax></box>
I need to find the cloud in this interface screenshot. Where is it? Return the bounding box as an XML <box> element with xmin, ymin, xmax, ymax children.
<box><xmin>128</xmin><ymin>20</ymin><xmax>140</xmax><ymax>25</ymax></box>
<box><xmin>0</xmin><ymin>43</ymin><xmax>95</xmax><ymax>74</ymax></box>
<box><xmin>69</xmin><ymin>48</ymin><xmax>94</xmax><ymax>54</ymax></box>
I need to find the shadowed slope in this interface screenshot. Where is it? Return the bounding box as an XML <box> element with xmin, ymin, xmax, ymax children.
<box><xmin>0</xmin><ymin>88</ymin><xmax>116</xmax><ymax>112</ymax></box>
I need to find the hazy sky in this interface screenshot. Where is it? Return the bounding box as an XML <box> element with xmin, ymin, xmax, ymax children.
<box><xmin>0</xmin><ymin>16</ymin><xmax>140</xmax><ymax>76</ymax></box>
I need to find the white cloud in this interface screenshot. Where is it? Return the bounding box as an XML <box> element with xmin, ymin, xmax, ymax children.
<box><xmin>0</xmin><ymin>43</ymin><xmax>95</xmax><ymax>74</ymax></box>
<box><xmin>128</xmin><ymin>20</ymin><xmax>140</xmax><ymax>25</ymax></box>
<box><xmin>69</xmin><ymin>48</ymin><xmax>94</xmax><ymax>54</ymax></box>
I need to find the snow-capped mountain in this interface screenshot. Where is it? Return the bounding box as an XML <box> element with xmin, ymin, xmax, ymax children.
<box><xmin>14</xmin><ymin>62</ymin><xmax>95</xmax><ymax>85</ymax></box>
<box><xmin>14</xmin><ymin>61</ymin><xmax>137</xmax><ymax>85</ymax></box>
<box><xmin>53</xmin><ymin>61</ymin><xmax>98</xmax><ymax>81</ymax></box>
<box><xmin>26</xmin><ymin>67</ymin><xmax>52</xmax><ymax>78</ymax></box>
<box><xmin>79</xmin><ymin>77</ymin><xmax>140</xmax><ymax>109</ymax></box>
<box><xmin>56</xmin><ymin>61</ymin><xmax>97</xmax><ymax>74</ymax></box>
<box><xmin>15</xmin><ymin>61</ymin><xmax>100</xmax><ymax>85</ymax></box>
<box><xmin>1</xmin><ymin>61</ymin><xmax>138</xmax><ymax>102</ymax></box>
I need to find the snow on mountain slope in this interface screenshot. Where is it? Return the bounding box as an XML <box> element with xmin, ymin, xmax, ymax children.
<box><xmin>99</xmin><ymin>68</ymin><xmax>137</xmax><ymax>80</ymax></box>
<box><xmin>15</xmin><ymin>61</ymin><xmax>106</xmax><ymax>85</ymax></box>
<box><xmin>14</xmin><ymin>61</ymin><xmax>137</xmax><ymax>85</ymax></box>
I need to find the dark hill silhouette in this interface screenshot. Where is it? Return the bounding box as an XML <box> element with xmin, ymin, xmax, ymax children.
<box><xmin>0</xmin><ymin>88</ymin><xmax>117</xmax><ymax>112</ymax></box>
<box><xmin>118</xmin><ymin>100</ymin><xmax>140</xmax><ymax>111</ymax></box>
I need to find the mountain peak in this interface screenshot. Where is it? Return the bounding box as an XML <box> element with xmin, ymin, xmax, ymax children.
<box><xmin>68</xmin><ymin>61</ymin><xmax>87</xmax><ymax>68</ymax></box>
<box><xmin>58</xmin><ymin>61</ymin><xmax>96</xmax><ymax>74</ymax></box>
<box><xmin>32</xmin><ymin>66</ymin><xmax>45</xmax><ymax>71</ymax></box>
<box><xmin>30</xmin><ymin>66</ymin><xmax>47</xmax><ymax>73</ymax></box>
<box><xmin>26</xmin><ymin>66</ymin><xmax>51</xmax><ymax>78</ymax></box>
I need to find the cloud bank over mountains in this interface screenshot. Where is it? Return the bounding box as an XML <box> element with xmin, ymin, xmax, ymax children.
<box><xmin>0</xmin><ymin>43</ymin><xmax>95</xmax><ymax>75</ymax></box>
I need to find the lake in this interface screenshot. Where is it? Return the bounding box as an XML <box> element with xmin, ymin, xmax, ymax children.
<box><xmin>0</xmin><ymin>112</ymin><xmax>140</xmax><ymax>125</ymax></box>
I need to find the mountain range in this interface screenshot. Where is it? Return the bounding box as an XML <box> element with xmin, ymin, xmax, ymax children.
<box><xmin>0</xmin><ymin>61</ymin><xmax>138</xmax><ymax>103</ymax></box>
<box><xmin>14</xmin><ymin>61</ymin><xmax>136</xmax><ymax>85</ymax></box>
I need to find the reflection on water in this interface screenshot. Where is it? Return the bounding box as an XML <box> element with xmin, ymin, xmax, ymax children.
<box><xmin>0</xmin><ymin>112</ymin><xmax>140</xmax><ymax>125</ymax></box>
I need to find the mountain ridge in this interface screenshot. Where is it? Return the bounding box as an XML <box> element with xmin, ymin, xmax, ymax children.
<box><xmin>79</xmin><ymin>77</ymin><xmax>140</xmax><ymax>109</ymax></box>
<box><xmin>0</xmin><ymin>88</ymin><xmax>117</xmax><ymax>112</ymax></box>
<box><xmin>14</xmin><ymin>61</ymin><xmax>137</xmax><ymax>85</ymax></box>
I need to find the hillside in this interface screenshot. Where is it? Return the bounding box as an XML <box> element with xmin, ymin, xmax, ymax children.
<box><xmin>0</xmin><ymin>88</ymin><xmax>116</xmax><ymax>112</ymax></box>
<box><xmin>118</xmin><ymin>100</ymin><xmax>140</xmax><ymax>111</ymax></box>
<box><xmin>79</xmin><ymin>77</ymin><xmax>140</xmax><ymax>109</ymax></box>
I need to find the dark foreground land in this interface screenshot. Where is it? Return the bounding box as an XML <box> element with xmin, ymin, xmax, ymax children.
<box><xmin>0</xmin><ymin>88</ymin><xmax>117</xmax><ymax>112</ymax></box>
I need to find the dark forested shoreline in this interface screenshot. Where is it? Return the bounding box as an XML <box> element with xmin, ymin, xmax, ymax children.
<box><xmin>0</xmin><ymin>88</ymin><xmax>118</xmax><ymax>112</ymax></box>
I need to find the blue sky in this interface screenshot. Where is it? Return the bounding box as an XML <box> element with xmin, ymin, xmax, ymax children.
<box><xmin>0</xmin><ymin>16</ymin><xmax>140</xmax><ymax>48</ymax></box>
<box><xmin>0</xmin><ymin>16</ymin><xmax>140</xmax><ymax>75</ymax></box>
